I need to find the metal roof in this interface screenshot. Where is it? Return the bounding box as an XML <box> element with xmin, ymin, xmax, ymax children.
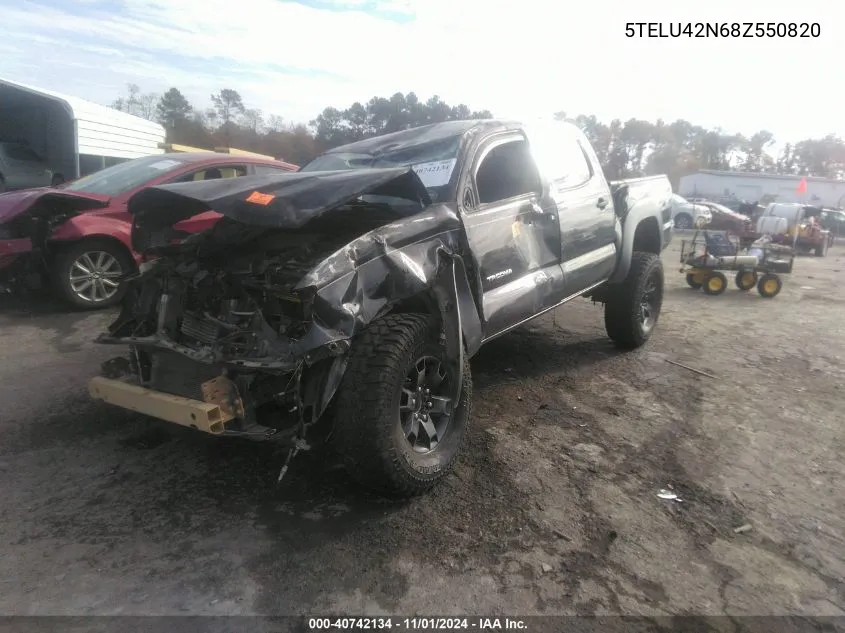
<box><xmin>0</xmin><ymin>77</ymin><xmax>165</xmax><ymax>159</ymax></box>
<box><xmin>693</xmin><ymin>170</ymin><xmax>844</xmax><ymax>184</ymax></box>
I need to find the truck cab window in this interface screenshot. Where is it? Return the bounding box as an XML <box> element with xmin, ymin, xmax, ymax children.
<box><xmin>476</xmin><ymin>140</ymin><xmax>541</xmax><ymax>204</ymax></box>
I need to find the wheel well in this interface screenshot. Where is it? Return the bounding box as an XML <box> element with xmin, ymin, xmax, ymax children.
<box><xmin>389</xmin><ymin>291</ymin><xmax>440</xmax><ymax>319</ymax></box>
<box><xmin>50</xmin><ymin>235</ymin><xmax>136</xmax><ymax>269</ymax></box>
<box><xmin>632</xmin><ymin>217</ymin><xmax>661</xmax><ymax>254</ymax></box>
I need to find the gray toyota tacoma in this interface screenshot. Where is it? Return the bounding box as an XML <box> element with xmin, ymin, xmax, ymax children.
<box><xmin>89</xmin><ymin>119</ymin><xmax>673</xmax><ymax>497</ymax></box>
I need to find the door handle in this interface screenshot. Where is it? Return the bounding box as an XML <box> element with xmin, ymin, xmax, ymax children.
<box><xmin>522</xmin><ymin>201</ymin><xmax>554</xmax><ymax>221</ymax></box>
<box><xmin>597</xmin><ymin>197</ymin><xmax>608</xmax><ymax>210</ymax></box>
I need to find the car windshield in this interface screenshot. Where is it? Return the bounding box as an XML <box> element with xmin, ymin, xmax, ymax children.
<box><xmin>63</xmin><ymin>155</ymin><xmax>189</xmax><ymax>197</ymax></box>
<box><xmin>0</xmin><ymin>142</ymin><xmax>42</xmax><ymax>162</ymax></box>
<box><xmin>299</xmin><ymin>135</ymin><xmax>462</xmax><ymax>202</ymax></box>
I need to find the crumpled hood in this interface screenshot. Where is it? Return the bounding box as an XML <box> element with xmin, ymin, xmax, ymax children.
<box><xmin>127</xmin><ymin>167</ymin><xmax>432</xmax><ymax>233</ymax></box>
<box><xmin>0</xmin><ymin>188</ymin><xmax>111</xmax><ymax>224</ymax></box>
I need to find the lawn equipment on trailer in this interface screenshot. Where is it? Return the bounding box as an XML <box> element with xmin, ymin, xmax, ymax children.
<box><xmin>680</xmin><ymin>230</ymin><xmax>795</xmax><ymax>298</ymax></box>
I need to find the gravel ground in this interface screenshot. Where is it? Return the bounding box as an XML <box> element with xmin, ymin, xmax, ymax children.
<box><xmin>1</xmin><ymin>239</ymin><xmax>844</xmax><ymax>619</ymax></box>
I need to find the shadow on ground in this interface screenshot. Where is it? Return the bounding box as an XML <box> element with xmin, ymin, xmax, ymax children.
<box><xmin>8</xmin><ymin>323</ymin><xmax>626</xmax><ymax>613</ymax></box>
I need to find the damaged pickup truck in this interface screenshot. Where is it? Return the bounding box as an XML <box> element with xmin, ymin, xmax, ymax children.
<box><xmin>89</xmin><ymin>119</ymin><xmax>673</xmax><ymax>497</ymax></box>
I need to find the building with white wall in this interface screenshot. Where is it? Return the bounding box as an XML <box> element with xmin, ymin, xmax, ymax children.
<box><xmin>679</xmin><ymin>170</ymin><xmax>845</xmax><ymax>207</ymax></box>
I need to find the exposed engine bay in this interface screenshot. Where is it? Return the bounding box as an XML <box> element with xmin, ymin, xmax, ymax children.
<box><xmin>99</xmin><ymin>202</ymin><xmax>416</xmax><ymax>439</ymax></box>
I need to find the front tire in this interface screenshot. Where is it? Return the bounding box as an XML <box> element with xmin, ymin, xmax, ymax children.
<box><xmin>332</xmin><ymin>313</ymin><xmax>472</xmax><ymax>498</ymax></box>
<box><xmin>815</xmin><ymin>240</ymin><xmax>828</xmax><ymax>257</ymax></box>
<box><xmin>604</xmin><ymin>251</ymin><xmax>664</xmax><ymax>350</ymax></box>
<box><xmin>52</xmin><ymin>239</ymin><xmax>134</xmax><ymax>310</ymax></box>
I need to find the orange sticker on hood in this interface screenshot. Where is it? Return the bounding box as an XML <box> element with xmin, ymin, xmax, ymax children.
<box><xmin>246</xmin><ymin>191</ymin><xmax>275</xmax><ymax>205</ymax></box>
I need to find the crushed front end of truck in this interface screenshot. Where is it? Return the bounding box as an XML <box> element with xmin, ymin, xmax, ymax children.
<box><xmin>89</xmin><ymin>168</ymin><xmax>472</xmax><ymax>471</ymax></box>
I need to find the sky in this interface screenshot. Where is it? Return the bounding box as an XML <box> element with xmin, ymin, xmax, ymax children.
<box><xmin>0</xmin><ymin>0</ymin><xmax>840</xmax><ymax>145</ymax></box>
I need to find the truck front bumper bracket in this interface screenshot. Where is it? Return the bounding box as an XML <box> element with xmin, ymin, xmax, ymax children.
<box><xmin>88</xmin><ymin>376</ymin><xmax>234</xmax><ymax>435</ymax></box>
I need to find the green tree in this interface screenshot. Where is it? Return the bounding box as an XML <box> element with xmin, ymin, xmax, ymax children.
<box><xmin>156</xmin><ymin>88</ymin><xmax>193</xmax><ymax>133</ymax></box>
<box><xmin>740</xmin><ymin>131</ymin><xmax>775</xmax><ymax>172</ymax></box>
<box><xmin>210</xmin><ymin>89</ymin><xmax>245</xmax><ymax>126</ymax></box>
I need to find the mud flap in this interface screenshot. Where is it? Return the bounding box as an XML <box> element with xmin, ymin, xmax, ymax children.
<box><xmin>432</xmin><ymin>253</ymin><xmax>482</xmax><ymax>406</ymax></box>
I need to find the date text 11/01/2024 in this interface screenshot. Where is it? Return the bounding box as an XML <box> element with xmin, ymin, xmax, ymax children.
<box><xmin>625</xmin><ymin>22</ymin><xmax>821</xmax><ymax>38</ymax></box>
<box><xmin>308</xmin><ymin>618</ymin><xmax>527</xmax><ymax>630</ymax></box>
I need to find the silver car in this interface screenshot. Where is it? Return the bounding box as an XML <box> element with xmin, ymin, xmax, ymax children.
<box><xmin>670</xmin><ymin>194</ymin><xmax>711</xmax><ymax>229</ymax></box>
<box><xmin>0</xmin><ymin>142</ymin><xmax>55</xmax><ymax>192</ymax></box>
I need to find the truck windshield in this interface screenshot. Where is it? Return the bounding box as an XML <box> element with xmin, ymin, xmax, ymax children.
<box><xmin>299</xmin><ymin>135</ymin><xmax>461</xmax><ymax>201</ymax></box>
<box><xmin>63</xmin><ymin>155</ymin><xmax>189</xmax><ymax>197</ymax></box>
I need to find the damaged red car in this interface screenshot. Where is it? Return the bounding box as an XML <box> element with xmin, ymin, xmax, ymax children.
<box><xmin>0</xmin><ymin>153</ymin><xmax>298</xmax><ymax>308</ymax></box>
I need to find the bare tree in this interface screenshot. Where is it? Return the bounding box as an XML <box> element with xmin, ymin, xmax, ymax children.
<box><xmin>241</xmin><ymin>108</ymin><xmax>265</xmax><ymax>134</ymax></box>
<box><xmin>137</xmin><ymin>92</ymin><xmax>159</xmax><ymax>121</ymax></box>
<box><xmin>266</xmin><ymin>114</ymin><xmax>286</xmax><ymax>132</ymax></box>
<box><xmin>109</xmin><ymin>83</ymin><xmax>158</xmax><ymax>120</ymax></box>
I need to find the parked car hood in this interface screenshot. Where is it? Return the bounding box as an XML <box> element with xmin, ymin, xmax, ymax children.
<box><xmin>711</xmin><ymin>207</ymin><xmax>750</xmax><ymax>222</ymax></box>
<box><xmin>0</xmin><ymin>188</ymin><xmax>111</xmax><ymax>224</ymax></box>
<box><xmin>127</xmin><ymin>167</ymin><xmax>432</xmax><ymax>232</ymax></box>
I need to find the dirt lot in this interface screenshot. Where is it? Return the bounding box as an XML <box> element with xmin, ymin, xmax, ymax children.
<box><xmin>1</xmin><ymin>239</ymin><xmax>844</xmax><ymax>619</ymax></box>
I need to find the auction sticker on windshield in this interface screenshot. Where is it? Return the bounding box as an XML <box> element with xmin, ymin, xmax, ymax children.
<box><xmin>412</xmin><ymin>158</ymin><xmax>457</xmax><ymax>188</ymax></box>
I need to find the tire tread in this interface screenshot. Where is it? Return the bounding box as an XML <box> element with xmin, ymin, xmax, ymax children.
<box><xmin>332</xmin><ymin>313</ymin><xmax>472</xmax><ymax>498</ymax></box>
<box><xmin>604</xmin><ymin>251</ymin><xmax>663</xmax><ymax>349</ymax></box>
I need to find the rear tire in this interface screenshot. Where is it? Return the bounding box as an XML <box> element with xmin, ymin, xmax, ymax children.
<box><xmin>332</xmin><ymin>313</ymin><xmax>472</xmax><ymax>498</ymax></box>
<box><xmin>604</xmin><ymin>251</ymin><xmax>664</xmax><ymax>350</ymax></box>
<box><xmin>686</xmin><ymin>273</ymin><xmax>703</xmax><ymax>289</ymax></box>
<box><xmin>757</xmin><ymin>273</ymin><xmax>782</xmax><ymax>298</ymax></box>
<box><xmin>52</xmin><ymin>239</ymin><xmax>134</xmax><ymax>310</ymax></box>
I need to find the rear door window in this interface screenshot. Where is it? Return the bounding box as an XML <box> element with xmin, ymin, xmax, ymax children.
<box><xmin>526</xmin><ymin>123</ymin><xmax>592</xmax><ymax>189</ymax></box>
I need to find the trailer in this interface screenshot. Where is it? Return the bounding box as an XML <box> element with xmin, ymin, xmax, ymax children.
<box><xmin>0</xmin><ymin>77</ymin><xmax>165</xmax><ymax>186</ymax></box>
